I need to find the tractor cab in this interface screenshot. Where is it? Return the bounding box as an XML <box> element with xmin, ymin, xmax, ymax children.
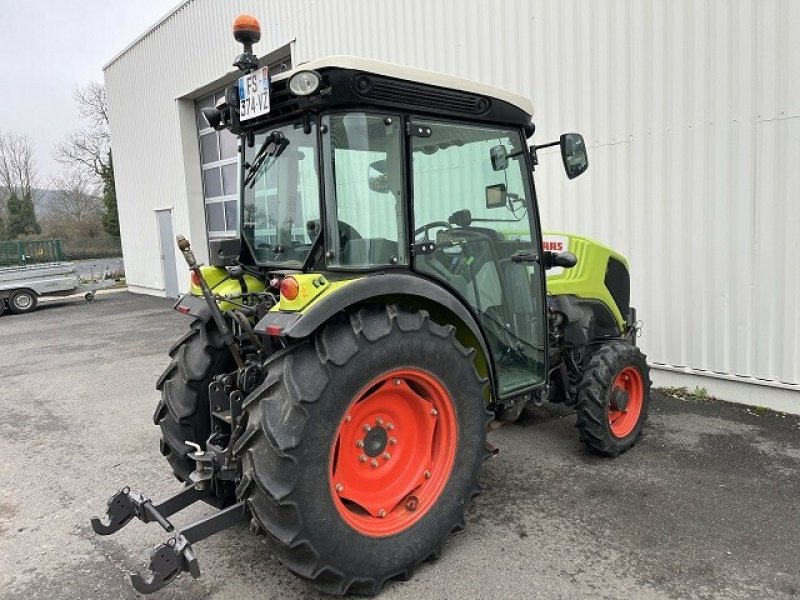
<box><xmin>201</xmin><ymin>21</ymin><xmax>588</xmax><ymax>400</ymax></box>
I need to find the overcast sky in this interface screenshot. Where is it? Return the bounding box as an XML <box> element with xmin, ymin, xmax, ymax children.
<box><xmin>0</xmin><ymin>0</ymin><xmax>178</xmax><ymax>184</ymax></box>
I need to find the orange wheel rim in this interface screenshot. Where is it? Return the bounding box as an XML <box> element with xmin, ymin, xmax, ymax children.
<box><xmin>329</xmin><ymin>369</ymin><xmax>458</xmax><ymax>537</ymax></box>
<box><xmin>608</xmin><ymin>366</ymin><xmax>644</xmax><ymax>438</ymax></box>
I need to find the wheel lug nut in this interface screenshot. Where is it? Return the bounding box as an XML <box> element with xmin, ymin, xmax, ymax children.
<box><xmin>345</xmin><ymin>414</ymin><xmax>352</xmax><ymax>422</ymax></box>
<box><xmin>370</xmin><ymin>459</ymin><xmax>379</xmax><ymax>468</ymax></box>
<box><xmin>363</xmin><ymin>424</ymin><xmax>371</xmax><ymax>432</ymax></box>
<box><xmin>424</xmin><ymin>470</ymin><xmax>431</xmax><ymax>479</ymax></box>
<box><xmin>375</xmin><ymin>417</ymin><xmax>384</xmax><ymax>426</ymax></box>
<box><xmin>378</xmin><ymin>509</ymin><xmax>386</xmax><ymax>518</ymax></box>
<box><xmin>430</xmin><ymin>408</ymin><xmax>438</xmax><ymax>416</ymax></box>
<box><xmin>386</xmin><ymin>423</ymin><xmax>394</xmax><ymax>430</ymax></box>
<box><xmin>359</xmin><ymin>454</ymin><xmax>367</xmax><ymax>463</ymax></box>
<box><xmin>356</xmin><ymin>440</ymin><xmax>364</xmax><ymax>448</ymax></box>
<box><xmin>389</xmin><ymin>437</ymin><xmax>397</xmax><ymax>445</ymax></box>
<box><xmin>393</xmin><ymin>379</ymin><xmax>401</xmax><ymax>385</ymax></box>
<box><xmin>335</xmin><ymin>483</ymin><xmax>344</xmax><ymax>493</ymax></box>
<box><xmin>383</xmin><ymin>452</ymin><xmax>391</xmax><ymax>460</ymax></box>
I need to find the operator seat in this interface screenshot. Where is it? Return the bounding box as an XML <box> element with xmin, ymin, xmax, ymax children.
<box><xmin>341</xmin><ymin>238</ymin><xmax>399</xmax><ymax>266</ymax></box>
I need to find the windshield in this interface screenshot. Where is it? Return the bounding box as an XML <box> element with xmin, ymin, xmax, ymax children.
<box><xmin>241</xmin><ymin>119</ymin><xmax>320</xmax><ymax>267</ymax></box>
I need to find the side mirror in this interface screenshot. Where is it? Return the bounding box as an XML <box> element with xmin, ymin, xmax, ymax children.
<box><xmin>560</xmin><ymin>133</ymin><xmax>588</xmax><ymax>179</ymax></box>
<box><xmin>490</xmin><ymin>144</ymin><xmax>508</xmax><ymax>171</ymax></box>
<box><xmin>485</xmin><ymin>183</ymin><xmax>507</xmax><ymax>208</ymax></box>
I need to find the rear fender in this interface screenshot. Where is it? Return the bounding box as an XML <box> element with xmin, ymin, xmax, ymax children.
<box><xmin>175</xmin><ymin>265</ymin><xmax>266</xmax><ymax>319</ymax></box>
<box><xmin>255</xmin><ymin>273</ymin><xmax>495</xmax><ymax>400</ymax></box>
<box><xmin>173</xmin><ymin>293</ymin><xmax>212</xmax><ymax>322</ymax></box>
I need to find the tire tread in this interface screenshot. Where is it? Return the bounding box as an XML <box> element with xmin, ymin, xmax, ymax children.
<box><xmin>575</xmin><ymin>342</ymin><xmax>651</xmax><ymax>457</ymax></box>
<box><xmin>236</xmin><ymin>305</ymin><xmax>490</xmax><ymax>595</ymax></box>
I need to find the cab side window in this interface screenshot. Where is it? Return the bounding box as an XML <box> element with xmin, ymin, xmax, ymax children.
<box><xmin>322</xmin><ymin>113</ymin><xmax>406</xmax><ymax>268</ymax></box>
<box><xmin>411</xmin><ymin>119</ymin><xmax>545</xmax><ymax>395</ymax></box>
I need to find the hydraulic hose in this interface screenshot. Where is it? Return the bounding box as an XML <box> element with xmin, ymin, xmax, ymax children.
<box><xmin>231</xmin><ymin>309</ymin><xmax>262</xmax><ymax>351</ymax></box>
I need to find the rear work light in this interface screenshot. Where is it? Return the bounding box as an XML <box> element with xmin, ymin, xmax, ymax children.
<box><xmin>280</xmin><ymin>276</ymin><xmax>299</xmax><ymax>300</ymax></box>
<box><xmin>288</xmin><ymin>70</ymin><xmax>321</xmax><ymax>96</ymax></box>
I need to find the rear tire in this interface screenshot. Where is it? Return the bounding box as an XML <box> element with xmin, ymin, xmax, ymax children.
<box><xmin>235</xmin><ymin>306</ymin><xmax>490</xmax><ymax>595</ymax></box>
<box><xmin>9</xmin><ymin>289</ymin><xmax>37</xmax><ymax>314</ymax></box>
<box><xmin>575</xmin><ymin>342</ymin><xmax>651</xmax><ymax>456</ymax></box>
<box><xmin>154</xmin><ymin>319</ymin><xmax>236</xmax><ymax>503</ymax></box>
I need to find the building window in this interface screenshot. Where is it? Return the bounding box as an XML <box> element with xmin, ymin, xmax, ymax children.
<box><xmin>196</xmin><ymin>91</ymin><xmax>239</xmax><ymax>238</ymax></box>
<box><xmin>194</xmin><ymin>56</ymin><xmax>291</xmax><ymax>240</ymax></box>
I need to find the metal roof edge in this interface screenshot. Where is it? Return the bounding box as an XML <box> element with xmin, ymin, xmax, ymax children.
<box><xmin>103</xmin><ymin>0</ymin><xmax>194</xmax><ymax>71</ymax></box>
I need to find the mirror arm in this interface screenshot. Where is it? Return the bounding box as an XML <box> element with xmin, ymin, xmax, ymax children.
<box><xmin>534</xmin><ymin>140</ymin><xmax>560</xmax><ymax>150</ymax></box>
<box><xmin>530</xmin><ymin>140</ymin><xmax>560</xmax><ymax>171</ymax></box>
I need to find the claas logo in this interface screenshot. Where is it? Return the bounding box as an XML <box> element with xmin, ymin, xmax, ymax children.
<box><xmin>542</xmin><ymin>240</ymin><xmax>564</xmax><ymax>251</ymax></box>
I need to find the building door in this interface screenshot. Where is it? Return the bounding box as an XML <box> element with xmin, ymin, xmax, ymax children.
<box><xmin>156</xmin><ymin>209</ymin><xmax>179</xmax><ymax>298</ymax></box>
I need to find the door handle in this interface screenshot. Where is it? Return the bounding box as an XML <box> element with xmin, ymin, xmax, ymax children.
<box><xmin>511</xmin><ymin>251</ymin><xmax>539</xmax><ymax>264</ymax></box>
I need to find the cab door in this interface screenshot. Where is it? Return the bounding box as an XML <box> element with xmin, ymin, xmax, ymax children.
<box><xmin>409</xmin><ymin>119</ymin><xmax>546</xmax><ymax>397</ymax></box>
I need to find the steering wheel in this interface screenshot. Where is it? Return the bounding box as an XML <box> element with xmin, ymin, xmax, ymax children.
<box><xmin>414</xmin><ymin>220</ymin><xmax>452</xmax><ymax>241</ymax></box>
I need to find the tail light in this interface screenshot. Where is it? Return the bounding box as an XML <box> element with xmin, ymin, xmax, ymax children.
<box><xmin>190</xmin><ymin>271</ymin><xmax>201</xmax><ymax>287</ymax></box>
<box><xmin>280</xmin><ymin>276</ymin><xmax>299</xmax><ymax>300</ymax></box>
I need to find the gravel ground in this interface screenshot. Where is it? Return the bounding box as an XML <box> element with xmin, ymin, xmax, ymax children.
<box><xmin>0</xmin><ymin>292</ymin><xmax>798</xmax><ymax>600</ymax></box>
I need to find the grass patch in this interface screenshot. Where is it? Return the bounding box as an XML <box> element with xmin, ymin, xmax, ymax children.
<box><xmin>657</xmin><ymin>385</ymin><xmax>715</xmax><ymax>402</ymax></box>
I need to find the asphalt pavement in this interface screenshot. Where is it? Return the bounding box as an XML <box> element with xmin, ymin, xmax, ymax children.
<box><xmin>0</xmin><ymin>292</ymin><xmax>798</xmax><ymax>600</ymax></box>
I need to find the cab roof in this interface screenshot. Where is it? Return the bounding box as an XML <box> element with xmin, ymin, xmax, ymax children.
<box><xmin>273</xmin><ymin>55</ymin><xmax>535</xmax><ymax>117</ymax></box>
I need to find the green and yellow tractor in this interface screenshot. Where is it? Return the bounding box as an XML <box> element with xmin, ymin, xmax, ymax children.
<box><xmin>92</xmin><ymin>14</ymin><xmax>650</xmax><ymax>595</ymax></box>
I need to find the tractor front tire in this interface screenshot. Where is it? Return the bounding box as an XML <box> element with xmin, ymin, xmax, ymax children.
<box><xmin>154</xmin><ymin>320</ymin><xmax>236</xmax><ymax>503</ymax></box>
<box><xmin>235</xmin><ymin>306</ymin><xmax>490</xmax><ymax>595</ymax></box>
<box><xmin>575</xmin><ymin>342</ymin><xmax>651</xmax><ymax>457</ymax></box>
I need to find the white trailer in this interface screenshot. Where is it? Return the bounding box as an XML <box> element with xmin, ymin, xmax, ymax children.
<box><xmin>0</xmin><ymin>262</ymin><xmax>113</xmax><ymax>315</ymax></box>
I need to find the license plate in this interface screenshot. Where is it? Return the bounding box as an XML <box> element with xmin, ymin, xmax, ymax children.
<box><xmin>238</xmin><ymin>66</ymin><xmax>270</xmax><ymax>121</ymax></box>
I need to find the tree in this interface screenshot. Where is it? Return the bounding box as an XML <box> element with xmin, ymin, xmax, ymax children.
<box><xmin>7</xmin><ymin>191</ymin><xmax>40</xmax><ymax>237</ymax></box>
<box><xmin>55</xmin><ymin>82</ymin><xmax>119</xmax><ymax>236</ymax></box>
<box><xmin>44</xmin><ymin>170</ymin><xmax>104</xmax><ymax>238</ymax></box>
<box><xmin>100</xmin><ymin>151</ymin><xmax>119</xmax><ymax>236</ymax></box>
<box><xmin>0</xmin><ymin>132</ymin><xmax>40</xmax><ymax>238</ymax></box>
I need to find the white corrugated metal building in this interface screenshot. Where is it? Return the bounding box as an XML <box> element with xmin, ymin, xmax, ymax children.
<box><xmin>104</xmin><ymin>0</ymin><xmax>800</xmax><ymax>412</ymax></box>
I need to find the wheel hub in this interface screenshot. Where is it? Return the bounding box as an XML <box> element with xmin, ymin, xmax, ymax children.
<box><xmin>362</xmin><ymin>426</ymin><xmax>388</xmax><ymax>457</ymax></box>
<box><xmin>608</xmin><ymin>367</ymin><xmax>644</xmax><ymax>438</ymax></box>
<box><xmin>610</xmin><ymin>388</ymin><xmax>629</xmax><ymax>412</ymax></box>
<box><xmin>330</xmin><ymin>368</ymin><xmax>458</xmax><ymax>537</ymax></box>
